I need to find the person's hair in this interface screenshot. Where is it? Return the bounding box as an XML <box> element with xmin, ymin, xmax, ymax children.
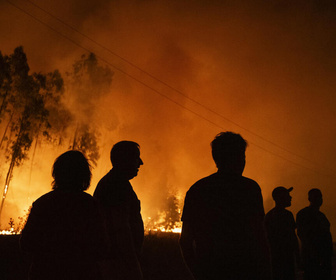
<box><xmin>308</xmin><ymin>188</ymin><xmax>322</xmax><ymax>201</ymax></box>
<box><xmin>110</xmin><ymin>141</ymin><xmax>140</xmax><ymax>166</ymax></box>
<box><xmin>211</xmin><ymin>132</ymin><xmax>247</xmax><ymax>167</ymax></box>
<box><xmin>52</xmin><ymin>150</ymin><xmax>91</xmax><ymax>191</ymax></box>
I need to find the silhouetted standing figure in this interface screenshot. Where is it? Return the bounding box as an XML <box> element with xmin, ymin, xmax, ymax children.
<box><xmin>20</xmin><ymin>150</ymin><xmax>107</xmax><ymax>280</ymax></box>
<box><xmin>94</xmin><ymin>141</ymin><xmax>144</xmax><ymax>280</ymax></box>
<box><xmin>296</xmin><ymin>188</ymin><xmax>333</xmax><ymax>280</ymax></box>
<box><xmin>265</xmin><ymin>186</ymin><xmax>300</xmax><ymax>280</ymax></box>
<box><xmin>180</xmin><ymin>132</ymin><xmax>271</xmax><ymax>280</ymax></box>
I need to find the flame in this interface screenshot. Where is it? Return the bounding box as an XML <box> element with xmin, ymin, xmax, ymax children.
<box><xmin>0</xmin><ymin>228</ymin><xmax>20</xmax><ymax>235</ymax></box>
<box><xmin>145</xmin><ymin>213</ymin><xmax>182</xmax><ymax>234</ymax></box>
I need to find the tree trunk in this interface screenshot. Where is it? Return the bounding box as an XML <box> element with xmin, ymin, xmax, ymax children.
<box><xmin>0</xmin><ymin>120</ymin><xmax>24</xmax><ymax>227</ymax></box>
<box><xmin>0</xmin><ymin>112</ymin><xmax>14</xmax><ymax>149</ymax></box>
<box><xmin>28</xmin><ymin>132</ymin><xmax>39</xmax><ymax>187</ymax></box>
<box><xmin>0</xmin><ymin>157</ymin><xmax>15</xmax><ymax>228</ymax></box>
<box><xmin>0</xmin><ymin>89</ymin><xmax>9</xmax><ymax>120</ymax></box>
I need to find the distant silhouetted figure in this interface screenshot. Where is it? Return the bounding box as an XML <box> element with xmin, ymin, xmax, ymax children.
<box><xmin>94</xmin><ymin>141</ymin><xmax>144</xmax><ymax>280</ymax></box>
<box><xmin>20</xmin><ymin>150</ymin><xmax>107</xmax><ymax>280</ymax></box>
<box><xmin>296</xmin><ymin>188</ymin><xmax>333</xmax><ymax>280</ymax></box>
<box><xmin>265</xmin><ymin>186</ymin><xmax>300</xmax><ymax>280</ymax></box>
<box><xmin>180</xmin><ymin>132</ymin><xmax>272</xmax><ymax>280</ymax></box>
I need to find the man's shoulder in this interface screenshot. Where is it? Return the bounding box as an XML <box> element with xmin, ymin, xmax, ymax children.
<box><xmin>33</xmin><ymin>190</ymin><xmax>55</xmax><ymax>205</ymax></box>
<box><xmin>97</xmin><ymin>170</ymin><xmax>113</xmax><ymax>184</ymax></box>
<box><xmin>94</xmin><ymin>171</ymin><xmax>113</xmax><ymax>194</ymax></box>
<box><xmin>265</xmin><ymin>207</ymin><xmax>294</xmax><ymax>220</ymax></box>
<box><xmin>265</xmin><ymin>207</ymin><xmax>276</xmax><ymax>217</ymax></box>
<box><xmin>187</xmin><ymin>173</ymin><xmax>217</xmax><ymax>193</ymax></box>
<box><xmin>297</xmin><ymin>206</ymin><xmax>310</xmax><ymax>215</ymax></box>
<box><xmin>240</xmin><ymin>175</ymin><xmax>261</xmax><ymax>189</ymax></box>
<box><xmin>296</xmin><ymin>207</ymin><xmax>312</xmax><ymax>222</ymax></box>
<box><xmin>186</xmin><ymin>173</ymin><xmax>260</xmax><ymax>197</ymax></box>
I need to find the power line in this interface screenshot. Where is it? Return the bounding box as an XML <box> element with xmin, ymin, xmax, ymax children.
<box><xmin>4</xmin><ymin>0</ymin><xmax>336</xmax><ymax>178</ymax></box>
<box><xmin>20</xmin><ymin>0</ymin><xmax>320</xmax><ymax>167</ymax></box>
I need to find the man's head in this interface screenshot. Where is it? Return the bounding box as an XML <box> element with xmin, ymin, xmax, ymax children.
<box><xmin>110</xmin><ymin>141</ymin><xmax>143</xmax><ymax>180</ymax></box>
<box><xmin>211</xmin><ymin>132</ymin><xmax>247</xmax><ymax>174</ymax></box>
<box><xmin>272</xmin><ymin>186</ymin><xmax>293</xmax><ymax>208</ymax></box>
<box><xmin>308</xmin><ymin>188</ymin><xmax>323</xmax><ymax>208</ymax></box>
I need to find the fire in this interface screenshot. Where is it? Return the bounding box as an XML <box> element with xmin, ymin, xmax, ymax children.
<box><xmin>0</xmin><ymin>228</ymin><xmax>20</xmax><ymax>235</ymax></box>
<box><xmin>145</xmin><ymin>214</ymin><xmax>182</xmax><ymax>234</ymax></box>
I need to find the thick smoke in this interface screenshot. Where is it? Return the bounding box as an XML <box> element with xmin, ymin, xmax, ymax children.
<box><xmin>0</xmin><ymin>0</ymin><xmax>336</xmax><ymax>235</ymax></box>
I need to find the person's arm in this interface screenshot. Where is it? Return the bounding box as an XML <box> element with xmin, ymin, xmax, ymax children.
<box><xmin>289</xmin><ymin>213</ymin><xmax>302</xmax><ymax>269</ymax></box>
<box><xmin>107</xmin><ymin>204</ymin><xmax>143</xmax><ymax>280</ymax></box>
<box><xmin>179</xmin><ymin>221</ymin><xmax>198</xmax><ymax>279</ymax></box>
<box><xmin>250</xmin><ymin>185</ymin><xmax>272</xmax><ymax>280</ymax></box>
<box><xmin>20</xmin><ymin>204</ymin><xmax>44</xmax><ymax>253</ymax></box>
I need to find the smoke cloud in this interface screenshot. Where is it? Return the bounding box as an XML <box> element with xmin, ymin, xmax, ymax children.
<box><xmin>0</xmin><ymin>0</ymin><xmax>336</xmax><ymax>235</ymax></box>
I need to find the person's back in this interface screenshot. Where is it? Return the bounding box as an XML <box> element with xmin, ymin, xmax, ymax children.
<box><xmin>20</xmin><ymin>151</ymin><xmax>107</xmax><ymax>280</ymax></box>
<box><xmin>21</xmin><ymin>190</ymin><xmax>106</xmax><ymax>280</ymax></box>
<box><xmin>296</xmin><ymin>189</ymin><xmax>332</xmax><ymax>280</ymax></box>
<box><xmin>180</xmin><ymin>132</ymin><xmax>271</xmax><ymax>280</ymax></box>
<box><xmin>183</xmin><ymin>172</ymin><xmax>266</xmax><ymax>278</ymax></box>
<box><xmin>265</xmin><ymin>207</ymin><xmax>297</xmax><ymax>258</ymax></box>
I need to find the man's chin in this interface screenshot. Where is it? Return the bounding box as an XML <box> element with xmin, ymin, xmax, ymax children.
<box><xmin>129</xmin><ymin>171</ymin><xmax>139</xmax><ymax>180</ymax></box>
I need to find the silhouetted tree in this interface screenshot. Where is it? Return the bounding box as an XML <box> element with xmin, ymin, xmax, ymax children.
<box><xmin>0</xmin><ymin>47</ymin><xmax>71</xmax><ymax>225</ymax></box>
<box><xmin>161</xmin><ymin>193</ymin><xmax>181</xmax><ymax>231</ymax></box>
<box><xmin>146</xmin><ymin>192</ymin><xmax>182</xmax><ymax>232</ymax></box>
<box><xmin>0</xmin><ymin>51</ymin><xmax>11</xmax><ymax>122</ymax></box>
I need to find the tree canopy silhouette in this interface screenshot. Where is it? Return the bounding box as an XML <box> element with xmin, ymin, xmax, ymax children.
<box><xmin>0</xmin><ymin>46</ymin><xmax>70</xmax><ymax>223</ymax></box>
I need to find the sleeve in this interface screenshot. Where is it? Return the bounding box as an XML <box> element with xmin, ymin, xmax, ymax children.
<box><xmin>181</xmin><ymin>188</ymin><xmax>198</xmax><ymax>223</ymax></box>
<box><xmin>84</xmin><ymin>199</ymin><xmax>110</xmax><ymax>260</ymax></box>
<box><xmin>296</xmin><ymin>210</ymin><xmax>314</xmax><ymax>243</ymax></box>
<box><xmin>20</xmin><ymin>202</ymin><xmax>48</xmax><ymax>253</ymax></box>
<box><xmin>255</xmin><ymin>183</ymin><xmax>266</xmax><ymax>219</ymax></box>
<box><xmin>249</xmin><ymin>182</ymin><xmax>272</xmax><ymax>280</ymax></box>
<box><xmin>180</xmin><ymin>189</ymin><xmax>201</xmax><ymax>279</ymax></box>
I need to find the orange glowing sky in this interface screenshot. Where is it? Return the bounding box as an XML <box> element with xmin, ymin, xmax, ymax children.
<box><xmin>0</xmin><ymin>0</ymin><xmax>336</xmax><ymax>235</ymax></box>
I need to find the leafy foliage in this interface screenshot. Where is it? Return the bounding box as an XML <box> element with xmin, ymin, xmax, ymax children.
<box><xmin>0</xmin><ymin>47</ymin><xmax>72</xmax><ymax>220</ymax></box>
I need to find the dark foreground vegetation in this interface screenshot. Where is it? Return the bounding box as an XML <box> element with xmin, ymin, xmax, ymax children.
<box><xmin>1</xmin><ymin>233</ymin><xmax>335</xmax><ymax>280</ymax></box>
<box><xmin>0</xmin><ymin>232</ymin><xmax>193</xmax><ymax>280</ymax></box>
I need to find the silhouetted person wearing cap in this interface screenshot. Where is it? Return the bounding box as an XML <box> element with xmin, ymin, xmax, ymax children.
<box><xmin>20</xmin><ymin>150</ymin><xmax>107</xmax><ymax>280</ymax></box>
<box><xmin>180</xmin><ymin>132</ymin><xmax>271</xmax><ymax>280</ymax></box>
<box><xmin>265</xmin><ymin>186</ymin><xmax>300</xmax><ymax>280</ymax></box>
<box><xmin>296</xmin><ymin>188</ymin><xmax>333</xmax><ymax>280</ymax></box>
<box><xmin>94</xmin><ymin>141</ymin><xmax>144</xmax><ymax>280</ymax></box>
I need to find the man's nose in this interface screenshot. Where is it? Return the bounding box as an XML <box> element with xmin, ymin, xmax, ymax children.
<box><xmin>140</xmin><ymin>158</ymin><xmax>144</xmax><ymax>165</ymax></box>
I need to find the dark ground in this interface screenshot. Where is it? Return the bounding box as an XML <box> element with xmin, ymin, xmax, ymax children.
<box><xmin>1</xmin><ymin>233</ymin><xmax>335</xmax><ymax>280</ymax></box>
<box><xmin>0</xmin><ymin>232</ymin><xmax>193</xmax><ymax>280</ymax></box>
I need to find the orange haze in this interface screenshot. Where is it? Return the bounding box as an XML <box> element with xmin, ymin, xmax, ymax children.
<box><xmin>0</xmin><ymin>0</ymin><xmax>336</xmax><ymax>236</ymax></box>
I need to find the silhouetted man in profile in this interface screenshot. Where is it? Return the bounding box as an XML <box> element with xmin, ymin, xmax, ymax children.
<box><xmin>296</xmin><ymin>188</ymin><xmax>333</xmax><ymax>280</ymax></box>
<box><xmin>264</xmin><ymin>186</ymin><xmax>300</xmax><ymax>280</ymax></box>
<box><xmin>94</xmin><ymin>141</ymin><xmax>144</xmax><ymax>280</ymax></box>
<box><xmin>180</xmin><ymin>132</ymin><xmax>271</xmax><ymax>280</ymax></box>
